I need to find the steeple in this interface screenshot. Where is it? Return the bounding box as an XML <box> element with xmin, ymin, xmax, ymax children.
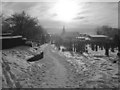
<box><xmin>61</xmin><ymin>25</ymin><xmax>66</xmax><ymax>35</ymax></box>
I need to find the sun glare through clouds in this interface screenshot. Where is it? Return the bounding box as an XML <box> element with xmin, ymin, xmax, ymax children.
<box><xmin>52</xmin><ymin>0</ymin><xmax>81</xmax><ymax>22</ymax></box>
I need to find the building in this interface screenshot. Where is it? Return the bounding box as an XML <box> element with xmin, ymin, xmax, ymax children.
<box><xmin>61</xmin><ymin>26</ymin><xmax>66</xmax><ymax>38</ymax></box>
<box><xmin>0</xmin><ymin>33</ymin><xmax>27</xmax><ymax>49</ymax></box>
<box><xmin>89</xmin><ymin>35</ymin><xmax>109</xmax><ymax>41</ymax></box>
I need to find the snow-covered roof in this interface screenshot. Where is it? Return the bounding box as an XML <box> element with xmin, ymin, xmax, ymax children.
<box><xmin>0</xmin><ymin>36</ymin><xmax>22</xmax><ymax>39</ymax></box>
<box><xmin>89</xmin><ymin>35</ymin><xmax>108</xmax><ymax>38</ymax></box>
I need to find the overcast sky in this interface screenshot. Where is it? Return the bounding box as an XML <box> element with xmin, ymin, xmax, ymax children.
<box><xmin>1</xmin><ymin>0</ymin><xmax>119</xmax><ymax>34</ymax></box>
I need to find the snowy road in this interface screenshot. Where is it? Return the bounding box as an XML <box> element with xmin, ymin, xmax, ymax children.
<box><xmin>40</xmin><ymin>45</ymin><xmax>74</xmax><ymax>88</ymax></box>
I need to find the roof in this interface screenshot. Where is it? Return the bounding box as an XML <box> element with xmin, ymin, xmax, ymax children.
<box><xmin>0</xmin><ymin>33</ymin><xmax>12</xmax><ymax>36</ymax></box>
<box><xmin>89</xmin><ymin>35</ymin><xmax>108</xmax><ymax>38</ymax></box>
<box><xmin>0</xmin><ymin>36</ymin><xmax>22</xmax><ymax>39</ymax></box>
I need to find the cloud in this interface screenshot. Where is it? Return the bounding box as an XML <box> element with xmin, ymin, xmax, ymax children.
<box><xmin>2</xmin><ymin>2</ymin><xmax>38</xmax><ymax>16</ymax></box>
<box><xmin>1</xmin><ymin>1</ymin><xmax>118</xmax><ymax>34</ymax></box>
<box><xmin>118</xmin><ymin>2</ymin><xmax>120</xmax><ymax>28</ymax></box>
<box><xmin>74</xmin><ymin>16</ymin><xmax>86</xmax><ymax>20</ymax></box>
<box><xmin>27</xmin><ymin>2</ymin><xmax>54</xmax><ymax>20</ymax></box>
<box><xmin>2</xmin><ymin>0</ymin><xmax>120</xmax><ymax>2</ymax></box>
<box><xmin>73</xmin><ymin>2</ymin><xmax>118</xmax><ymax>28</ymax></box>
<box><xmin>2</xmin><ymin>0</ymin><xmax>56</xmax><ymax>2</ymax></box>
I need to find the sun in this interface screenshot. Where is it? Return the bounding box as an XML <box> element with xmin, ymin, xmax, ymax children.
<box><xmin>52</xmin><ymin>0</ymin><xmax>79</xmax><ymax>22</ymax></box>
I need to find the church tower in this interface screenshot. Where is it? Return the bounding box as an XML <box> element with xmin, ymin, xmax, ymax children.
<box><xmin>61</xmin><ymin>25</ymin><xmax>66</xmax><ymax>36</ymax></box>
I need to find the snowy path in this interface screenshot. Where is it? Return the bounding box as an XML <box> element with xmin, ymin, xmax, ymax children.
<box><xmin>41</xmin><ymin>45</ymin><xmax>70</xmax><ymax>88</ymax></box>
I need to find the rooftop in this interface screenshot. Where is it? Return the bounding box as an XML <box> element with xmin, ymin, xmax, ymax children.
<box><xmin>0</xmin><ymin>36</ymin><xmax>22</xmax><ymax>39</ymax></box>
<box><xmin>89</xmin><ymin>35</ymin><xmax>108</xmax><ymax>38</ymax></box>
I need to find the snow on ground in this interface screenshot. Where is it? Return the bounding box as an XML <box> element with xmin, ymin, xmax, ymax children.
<box><xmin>59</xmin><ymin>46</ymin><xmax>119</xmax><ymax>88</ymax></box>
<box><xmin>87</xmin><ymin>45</ymin><xmax>118</xmax><ymax>58</ymax></box>
<box><xmin>1</xmin><ymin>44</ymin><xmax>120</xmax><ymax>88</ymax></box>
<box><xmin>1</xmin><ymin>45</ymin><xmax>52</xmax><ymax>88</ymax></box>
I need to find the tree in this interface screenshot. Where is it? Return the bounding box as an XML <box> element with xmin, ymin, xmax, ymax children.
<box><xmin>96</xmin><ymin>25</ymin><xmax>120</xmax><ymax>57</ymax></box>
<box><xmin>96</xmin><ymin>25</ymin><xmax>118</xmax><ymax>37</ymax></box>
<box><xmin>2</xmin><ymin>11</ymin><xmax>47</xmax><ymax>43</ymax></box>
<box><xmin>2</xmin><ymin>17</ymin><xmax>11</xmax><ymax>33</ymax></box>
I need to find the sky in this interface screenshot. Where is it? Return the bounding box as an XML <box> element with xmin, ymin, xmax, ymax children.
<box><xmin>1</xmin><ymin>0</ymin><xmax>119</xmax><ymax>34</ymax></box>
